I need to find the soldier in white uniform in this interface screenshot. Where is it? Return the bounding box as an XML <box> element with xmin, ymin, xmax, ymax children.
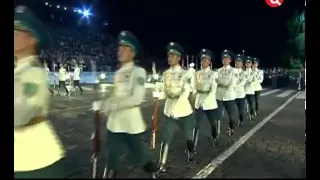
<box><xmin>244</xmin><ymin>56</ymin><xmax>256</xmax><ymax>121</ymax></box>
<box><xmin>156</xmin><ymin>42</ymin><xmax>196</xmax><ymax>173</ymax></box>
<box><xmin>216</xmin><ymin>50</ymin><xmax>237</xmax><ymax>136</ymax></box>
<box><xmin>93</xmin><ymin>31</ymin><xmax>157</xmax><ymax>178</ymax></box>
<box><xmin>58</xmin><ymin>64</ymin><xmax>69</xmax><ymax>96</ymax></box>
<box><xmin>44</xmin><ymin>62</ymin><xmax>54</xmax><ymax>96</ymax></box>
<box><xmin>14</xmin><ymin>5</ymin><xmax>65</xmax><ymax>178</ymax></box>
<box><xmin>234</xmin><ymin>54</ymin><xmax>247</xmax><ymax>127</ymax></box>
<box><xmin>252</xmin><ymin>58</ymin><xmax>264</xmax><ymax>116</ymax></box>
<box><xmin>73</xmin><ymin>63</ymin><xmax>83</xmax><ymax>94</ymax></box>
<box><xmin>193</xmin><ymin>49</ymin><xmax>219</xmax><ymax>151</ymax></box>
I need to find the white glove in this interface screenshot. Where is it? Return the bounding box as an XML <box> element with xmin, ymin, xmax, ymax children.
<box><xmin>92</xmin><ymin>101</ymin><xmax>103</xmax><ymax>111</ymax></box>
<box><xmin>153</xmin><ymin>91</ymin><xmax>160</xmax><ymax>98</ymax></box>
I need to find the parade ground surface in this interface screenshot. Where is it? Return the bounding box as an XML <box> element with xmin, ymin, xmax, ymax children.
<box><xmin>49</xmin><ymin>86</ymin><xmax>306</xmax><ymax>178</ymax></box>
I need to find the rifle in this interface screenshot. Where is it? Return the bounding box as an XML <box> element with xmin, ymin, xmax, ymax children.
<box><xmin>150</xmin><ymin>84</ymin><xmax>159</xmax><ymax>150</ymax></box>
<box><xmin>91</xmin><ymin>107</ymin><xmax>101</xmax><ymax>178</ymax></box>
<box><xmin>91</xmin><ymin>66</ymin><xmax>101</xmax><ymax>178</ymax></box>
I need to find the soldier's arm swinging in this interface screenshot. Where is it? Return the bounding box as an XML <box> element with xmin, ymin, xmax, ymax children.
<box><xmin>257</xmin><ymin>70</ymin><xmax>264</xmax><ymax>83</ymax></box>
<box><xmin>113</xmin><ymin>68</ymin><xmax>147</xmax><ymax>110</ymax></box>
<box><xmin>238</xmin><ymin>72</ymin><xmax>247</xmax><ymax>87</ymax></box>
<box><xmin>14</xmin><ymin>68</ymin><xmax>48</xmax><ymax>126</ymax></box>
<box><xmin>180</xmin><ymin>73</ymin><xmax>192</xmax><ymax>98</ymax></box>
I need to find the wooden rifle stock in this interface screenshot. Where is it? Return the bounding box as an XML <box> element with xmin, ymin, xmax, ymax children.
<box><xmin>91</xmin><ymin>110</ymin><xmax>101</xmax><ymax>178</ymax></box>
<box><xmin>150</xmin><ymin>97</ymin><xmax>159</xmax><ymax>150</ymax></box>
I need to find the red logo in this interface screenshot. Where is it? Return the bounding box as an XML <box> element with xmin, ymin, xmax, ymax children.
<box><xmin>265</xmin><ymin>0</ymin><xmax>284</xmax><ymax>8</ymax></box>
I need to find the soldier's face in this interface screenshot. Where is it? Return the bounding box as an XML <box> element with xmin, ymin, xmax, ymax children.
<box><xmin>168</xmin><ymin>53</ymin><xmax>180</xmax><ymax>66</ymax></box>
<box><xmin>235</xmin><ymin>60</ymin><xmax>243</xmax><ymax>68</ymax></box>
<box><xmin>253</xmin><ymin>63</ymin><xmax>258</xmax><ymax>68</ymax></box>
<box><xmin>118</xmin><ymin>45</ymin><xmax>135</xmax><ymax>62</ymax></box>
<box><xmin>14</xmin><ymin>30</ymin><xmax>36</xmax><ymax>55</ymax></box>
<box><xmin>245</xmin><ymin>62</ymin><xmax>252</xmax><ymax>68</ymax></box>
<box><xmin>222</xmin><ymin>57</ymin><xmax>231</xmax><ymax>66</ymax></box>
<box><xmin>201</xmin><ymin>58</ymin><xmax>211</xmax><ymax>69</ymax></box>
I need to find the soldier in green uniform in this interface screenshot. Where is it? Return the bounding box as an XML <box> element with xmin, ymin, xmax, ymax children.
<box><xmin>93</xmin><ymin>31</ymin><xmax>157</xmax><ymax>178</ymax></box>
<box><xmin>14</xmin><ymin>5</ymin><xmax>65</xmax><ymax>178</ymax></box>
<box><xmin>155</xmin><ymin>42</ymin><xmax>196</xmax><ymax>173</ymax></box>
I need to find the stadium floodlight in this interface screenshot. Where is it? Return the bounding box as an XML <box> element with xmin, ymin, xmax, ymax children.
<box><xmin>64</xmin><ymin>7</ymin><xmax>67</xmax><ymax>10</ymax></box>
<box><xmin>45</xmin><ymin>2</ymin><xmax>48</xmax><ymax>5</ymax></box>
<box><xmin>83</xmin><ymin>9</ymin><xmax>91</xmax><ymax>18</ymax></box>
<box><xmin>57</xmin><ymin>5</ymin><xmax>60</xmax><ymax>8</ymax></box>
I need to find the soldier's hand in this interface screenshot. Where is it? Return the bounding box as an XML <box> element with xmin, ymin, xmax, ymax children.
<box><xmin>153</xmin><ymin>91</ymin><xmax>160</xmax><ymax>99</ymax></box>
<box><xmin>92</xmin><ymin>101</ymin><xmax>103</xmax><ymax>111</ymax></box>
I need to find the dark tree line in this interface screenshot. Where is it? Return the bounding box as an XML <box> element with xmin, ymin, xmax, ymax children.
<box><xmin>283</xmin><ymin>10</ymin><xmax>305</xmax><ymax>69</ymax></box>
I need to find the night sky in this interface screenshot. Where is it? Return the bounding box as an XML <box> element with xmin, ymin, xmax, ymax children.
<box><xmin>101</xmin><ymin>0</ymin><xmax>304</xmax><ymax>68</ymax></box>
<box><xmin>15</xmin><ymin>0</ymin><xmax>305</xmax><ymax>68</ymax></box>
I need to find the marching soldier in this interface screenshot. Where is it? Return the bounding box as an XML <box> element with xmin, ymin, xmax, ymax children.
<box><xmin>244</xmin><ymin>56</ymin><xmax>256</xmax><ymax>121</ymax></box>
<box><xmin>193</xmin><ymin>49</ymin><xmax>219</xmax><ymax>151</ymax></box>
<box><xmin>14</xmin><ymin>5</ymin><xmax>65</xmax><ymax>178</ymax></box>
<box><xmin>234</xmin><ymin>54</ymin><xmax>247</xmax><ymax>127</ymax></box>
<box><xmin>216</xmin><ymin>49</ymin><xmax>237</xmax><ymax>136</ymax></box>
<box><xmin>252</xmin><ymin>58</ymin><xmax>264</xmax><ymax>116</ymax></box>
<box><xmin>156</xmin><ymin>42</ymin><xmax>196</xmax><ymax>173</ymax></box>
<box><xmin>93</xmin><ymin>31</ymin><xmax>157</xmax><ymax>178</ymax></box>
<box><xmin>73</xmin><ymin>63</ymin><xmax>84</xmax><ymax>94</ymax></box>
<box><xmin>58</xmin><ymin>64</ymin><xmax>69</xmax><ymax>96</ymax></box>
<box><xmin>44</xmin><ymin>62</ymin><xmax>54</xmax><ymax>96</ymax></box>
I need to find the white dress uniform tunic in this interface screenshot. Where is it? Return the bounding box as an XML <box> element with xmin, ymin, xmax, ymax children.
<box><xmin>14</xmin><ymin>56</ymin><xmax>65</xmax><ymax>172</ymax></box>
<box><xmin>195</xmin><ymin>67</ymin><xmax>218</xmax><ymax>110</ymax></box>
<box><xmin>244</xmin><ymin>68</ymin><xmax>255</xmax><ymax>95</ymax></box>
<box><xmin>216</xmin><ymin>65</ymin><xmax>237</xmax><ymax>101</ymax></box>
<box><xmin>234</xmin><ymin>68</ymin><xmax>247</xmax><ymax>99</ymax></box>
<box><xmin>252</xmin><ymin>68</ymin><xmax>264</xmax><ymax>92</ymax></box>
<box><xmin>58</xmin><ymin>67</ymin><xmax>67</xmax><ymax>81</ymax></box>
<box><xmin>73</xmin><ymin>67</ymin><xmax>81</xmax><ymax>81</ymax></box>
<box><xmin>163</xmin><ymin>66</ymin><xmax>193</xmax><ymax>118</ymax></box>
<box><xmin>102</xmin><ymin>62</ymin><xmax>147</xmax><ymax>134</ymax></box>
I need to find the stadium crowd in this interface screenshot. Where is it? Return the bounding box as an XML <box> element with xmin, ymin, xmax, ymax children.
<box><xmin>39</xmin><ymin>24</ymin><xmax>118</xmax><ymax>71</ymax></box>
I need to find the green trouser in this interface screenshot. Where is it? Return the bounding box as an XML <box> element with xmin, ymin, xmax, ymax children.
<box><xmin>195</xmin><ymin>108</ymin><xmax>219</xmax><ymax>138</ymax></box>
<box><xmin>162</xmin><ymin>114</ymin><xmax>196</xmax><ymax>144</ymax></box>
<box><xmin>14</xmin><ymin>158</ymin><xmax>66</xmax><ymax>178</ymax></box>
<box><xmin>106</xmin><ymin>130</ymin><xmax>151</xmax><ymax>170</ymax></box>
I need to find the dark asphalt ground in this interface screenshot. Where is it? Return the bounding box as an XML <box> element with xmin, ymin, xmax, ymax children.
<box><xmin>49</xmin><ymin>87</ymin><xmax>305</xmax><ymax>178</ymax></box>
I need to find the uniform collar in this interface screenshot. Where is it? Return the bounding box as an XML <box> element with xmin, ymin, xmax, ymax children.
<box><xmin>202</xmin><ymin>66</ymin><xmax>211</xmax><ymax>72</ymax></box>
<box><xmin>170</xmin><ymin>65</ymin><xmax>181</xmax><ymax>71</ymax></box>
<box><xmin>246</xmin><ymin>68</ymin><xmax>252</xmax><ymax>71</ymax></box>
<box><xmin>121</xmin><ymin>61</ymin><xmax>134</xmax><ymax>70</ymax></box>
<box><xmin>223</xmin><ymin>65</ymin><xmax>231</xmax><ymax>69</ymax></box>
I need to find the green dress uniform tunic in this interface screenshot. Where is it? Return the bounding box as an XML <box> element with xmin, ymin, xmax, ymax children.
<box><xmin>14</xmin><ymin>57</ymin><xmax>65</xmax><ymax>178</ymax></box>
